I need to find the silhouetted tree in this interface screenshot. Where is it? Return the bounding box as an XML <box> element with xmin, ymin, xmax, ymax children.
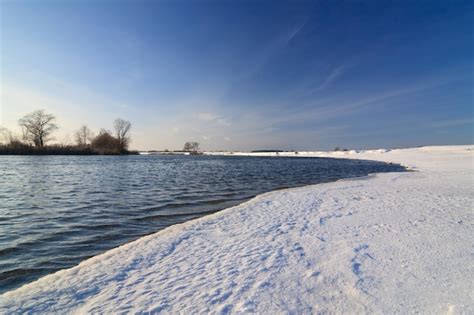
<box><xmin>18</xmin><ymin>110</ymin><xmax>58</xmax><ymax>147</ymax></box>
<box><xmin>183</xmin><ymin>141</ymin><xmax>200</xmax><ymax>153</ymax></box>
<box><xmin>75</xmin><ymin>125</ymin><xmax>94</xmax><ymax>147</ymax></box>
<box><xmin>91</xmin><ymin>129</ymin><xmax>120</xmax><ymax>154</ymax></box>
<box><xmin>113</xmin><ymin>118</ymin><xmax>131</xmax><ymax>152</ymax></box>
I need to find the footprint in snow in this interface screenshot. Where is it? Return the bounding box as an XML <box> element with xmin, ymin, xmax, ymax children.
<box><xmin>351</xmin><ymin>244</ymin><xmax>376</xmax><ymax>294</ymax></box>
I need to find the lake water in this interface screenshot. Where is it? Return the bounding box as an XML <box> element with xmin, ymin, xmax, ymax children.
<box><xmin>0</xmin><ymin>155</ymin><xmax>405</xmax><ymax>293</ymax></box>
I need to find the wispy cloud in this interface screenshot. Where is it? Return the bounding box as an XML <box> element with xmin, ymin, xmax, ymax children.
<box><xmin>423</xmin><ymin>118</ymin><xmax>474</xmax><ymax>129</ymax></box>
<box><xmin>198</xmin><ymin>112</ymin><xmax>218</xmax><ymax>121</ymax></box>
<box><xmin>308</xmin><ymin>64</ymin><xmax>354</xmax><ymax>94</ymax></box>
<box><xmin>197</xmin><ymin>112</ymin><xmax>231</xmax><ymax>126</ymax></box>
<box><xmin>277</xmin><ymin>76</ymin><xmax>462</xmax><ymax>126</ymax></box>
<box><xmin>282</xmin><ymin>20</ymin><xmax>308</xmax><ymax>47</ymax></box>
<box><xmin>217</xmin><ymin>75</ymin><xmax>462</xmax><ymax>146</ymax></box>
<box><xmin>234</xmin><ymin>20</ymin><xmax>308</xmax><ymax>82</ymax></box>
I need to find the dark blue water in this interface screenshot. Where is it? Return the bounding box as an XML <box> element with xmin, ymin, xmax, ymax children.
<box><xmin>0</xmin><ymin>155</ymin><xmax>405</xmax><ymax>293</ymax></box>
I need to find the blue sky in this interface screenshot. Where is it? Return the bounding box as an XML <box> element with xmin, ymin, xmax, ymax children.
<box><xmin>1</xmin><ymin>0</ymin><xmax>472</xmax><ymax>150</ymax></box>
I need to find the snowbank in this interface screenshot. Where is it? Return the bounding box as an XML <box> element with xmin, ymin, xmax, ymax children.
<box><xmin>1</xmin><ymin>146</ymin><xmax>473</xmax><ymax>313</ymax></box>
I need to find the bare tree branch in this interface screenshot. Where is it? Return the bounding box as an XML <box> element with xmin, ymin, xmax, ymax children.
<box><xmin>18</xmin><ymin>110</ymin><xmax>58</xmax><ymax>147</ymax></box>
<box><xmin>74</xmin><ymin>125</ymin><xmax>94</xmax><ymax>147</ymax></box>
<box><xmin>113</xmin><ymin>118</ymin><xmax>131</xmax><ymax>152</ymax></box>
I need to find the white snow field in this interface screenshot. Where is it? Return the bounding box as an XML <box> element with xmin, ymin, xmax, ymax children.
<box><xmin>1</xmin><ymin>145</ymin><xmax>473</xmax><ymax>314</ymax></box>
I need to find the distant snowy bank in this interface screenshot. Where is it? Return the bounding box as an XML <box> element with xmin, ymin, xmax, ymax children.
<box><xmin>204</xmin><ymin>148</ymin><xmax>391</xmax><ymax>157</ymax></box>
<box><xmin>1</xmin><ymin>145</ymin><xmax>473</xmax><ymax>313</ymax></box>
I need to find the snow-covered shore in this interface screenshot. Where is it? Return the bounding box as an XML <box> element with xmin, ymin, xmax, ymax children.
<box><xmin>1</xmin><ymin>145</ymin><xmax>473</xmax><ymax>313</ymax></box>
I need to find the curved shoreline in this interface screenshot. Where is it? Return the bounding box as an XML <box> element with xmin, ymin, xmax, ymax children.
<box><xmin>1</xmin><ymin>166</ymin><xmax>389</xmax><ymax>295</ymax></box>
<box><xmin>2</xmin><ymin>145</ymin><xmax>473</xmax><ymax>313</ymax></box>
<box><xmin>0</xmin><ymin>155</ymin><xmax>403</xmax><ymax>295</ymax></box>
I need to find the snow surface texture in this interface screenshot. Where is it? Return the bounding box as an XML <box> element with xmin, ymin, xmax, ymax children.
<box><xmin>1</xmin><ymin>146</ymin><xmax>473</xmax><ymax>314</ymax></box>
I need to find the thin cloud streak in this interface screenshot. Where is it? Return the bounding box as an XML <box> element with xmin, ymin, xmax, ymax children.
<box><xmin>197</xmin><ymin>112</ymin><xmax>231</xmax><ymax>127</ymax></box>
<box><xmin>308</xmin><ymin>64</ymin><xmax>354</xmax><ymax>94</ymax></box>
<box><xmin>270</xmin><ymin>76</ymin><xmax>464</xmax><ymax>128</ymax></box>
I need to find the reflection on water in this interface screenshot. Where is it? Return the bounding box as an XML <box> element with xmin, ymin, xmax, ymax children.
<box><xmin>0</xmin><ymin>155</ymin><xmax>405</xmax><ymax>293</ymax></box>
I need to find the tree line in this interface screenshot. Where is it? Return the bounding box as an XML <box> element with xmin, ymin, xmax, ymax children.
<box><xmin>0</xmin><ymin>109</ymin><xmax>136</xmax><ymax>155</ymax></box>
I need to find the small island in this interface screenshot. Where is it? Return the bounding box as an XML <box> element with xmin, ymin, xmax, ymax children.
<box><xmin>0</xmin><ymin>110</ymin><xmax>138</xmax><ymax>155</ymax></box>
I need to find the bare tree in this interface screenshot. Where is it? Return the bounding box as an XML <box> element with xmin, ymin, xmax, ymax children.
<box><xmin>18</xmin><ymin>110</ymin><xmax>58</xmax><ymax>147</ymax></box>
<box><xmin>61</xmin><ymin>133</ymin><xmax>73</xmax><ymax>147</ymax></box>
<box><xmin>0</xmin><ymin>127</ymin><xmax>13</xmax><ymax>144</ymax></box>
<box><xmin>74</xmin><ymin>125</ymin><xmax>94</xmax><ymax>147</ymax></box>
<box><xmin>113</xmin><ymin>118</ymin><xmax>131</xmax><ymax>152</ymax></box>
<box><xmin>183</xmin><ymin>141</ymin><xmax>200</xmax><ymax>153</ymax></box>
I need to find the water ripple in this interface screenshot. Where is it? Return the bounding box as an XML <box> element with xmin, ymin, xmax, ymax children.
<box><xmin>0</xmin><ymin>155</ymin><xmax>405</xmax><ymax>293</ymax></box>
